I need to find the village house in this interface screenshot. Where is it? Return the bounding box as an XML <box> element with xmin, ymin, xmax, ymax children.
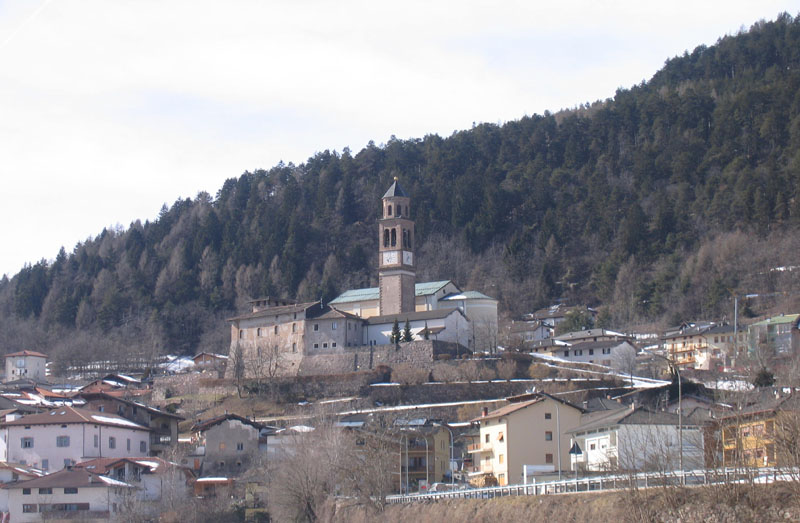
<box><xmin>526</xmin><ymin>304</ymin><xmax>597</xmax><ymax>331</ymax></box>
<box><xmin>4</xmin><ymin>467</ymin><xmax>132</xmax><ymax>522</ymax></box>
<box><xmin>77</xmin><ymin>392</ymin><xmax>183</xmax><ymax>456</ymax></box>
<box><xmin>469</xmin><ymin>393</ymin><xmax>584</xmax><ymax>486</ymax></box>
<box><xmin>718</xmin><ymin>392</ymin><xmax>800</xmax><ymax>468</ymax></box>
<box><xmin>1</xmin><ymin>406</ymin><xmax>151</xmax><ymax>472</ymax></box>
<box><xmin>546</xmin><ymin>340</ymin><xmax>638</xmax><ymax>367</ymax></box>
<box><xmin>75</xmin><ymin>457</ymin><xmax>193</xmax><ymax>501</ymax></box>
<box><xmin>393</xmin><ymin>419</ymin><xmax>451</xmax><ymax>491</ymax></box>
<box><xmin>4</xmin><ymin>351</ymin><xmax>47</xmax><ymax>383</ymax></box>
<box><xmin>568</xmin><ymin>405</ymin><xmax>705</xmax><ymax>473</ymax></box>
<box><xmin>663</xmin><ymin>322</ymin><xmax>744</xmax><ymax>370</ymax></box>
<box><xmin>747</xmin><ymin>313</ymin><xmax>800</xmax><ymax>357</ymax></box>
<box><xmin>191</xmin><ymin>414</ymin><xmax>267</xmax><ymax>477</ymax></box>
<box><xmin>0</xmin><ymin>462</ymin><xmax>43</xmax><ymax>517</ymax></box>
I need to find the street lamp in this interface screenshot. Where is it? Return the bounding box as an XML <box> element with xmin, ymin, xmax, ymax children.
<box><xmin>433</xmin><ymin>422</ymin><xmax>455</xmax><ymax>488</ymax></box>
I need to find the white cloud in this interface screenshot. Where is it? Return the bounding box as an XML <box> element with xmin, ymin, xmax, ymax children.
<box><xmin>0</xmin><ymin>0</ymin><xmax>798</xmax><ymax>275</ymax></box>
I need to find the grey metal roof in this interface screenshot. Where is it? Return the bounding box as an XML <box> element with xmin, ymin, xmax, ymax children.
<box><xmin>383</xmin><ymin>179</ymin><xmax>409</xmax><ymax>198</ymax></box>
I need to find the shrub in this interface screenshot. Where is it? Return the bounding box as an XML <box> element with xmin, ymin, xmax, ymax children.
<box><xmin>391</xmin><ymin>364</ymin><xmax>429</xmax><ymax>385</ymax></box>
<box><xmin>528</xmin><ymin>363</ymin><xmax>552</xmax><ymax>379</ymax></box>
<box><xmin>497</xmin><ymin>360</ymin><xmax>517</xmax><ymax>381</ymax></box>
<box><xmin>431</xmin><ymin>364</ymin><xmax>460</xmax><ymax>383</ymax></box>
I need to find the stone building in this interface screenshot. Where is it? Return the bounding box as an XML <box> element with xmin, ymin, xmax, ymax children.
<box><xmin>226</xmin><ymin>179</ymin><xmax>497</xmax><ymax>378</ymax></box>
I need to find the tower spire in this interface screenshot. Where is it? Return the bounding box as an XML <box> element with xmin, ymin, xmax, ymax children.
<box><xmin>378</xmin><ymin>179</ymin><xmax>415</xmax><ymax>315</ymax></box>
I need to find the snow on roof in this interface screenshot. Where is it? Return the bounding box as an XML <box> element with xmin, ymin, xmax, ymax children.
<box><xmin>288</xmin><ymin>425</ymin><xmax>315</xmax><ymax>432</ymax></box>
<box><xmin>196</xmin><ymin>477</ymin><xmax>230</xmax><ymax>482</ymax></box>
<box><xmin>97</xmin><ymin>475</ymin><xmax>133</xmax><ymax>487</ymax></box>
<box><xmin>90</xmin><ymin>415</ymin><xmax>148</xmax><ymax>429</ymax></box>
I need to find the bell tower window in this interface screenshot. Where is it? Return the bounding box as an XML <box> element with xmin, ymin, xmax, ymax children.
<box><xmin>387</xmin><ymin>205</ymin><xmax>392</xmax><ymax>216</ymax></box>
<box><xmin>391</xmin><ymin>229</ymin><xmax>397</xmax><ymax>247</ymax></box>
<box><xmin>383</xmin><ymin>229</ymin><xmax>390</xmax><ymax>247</ymax></box>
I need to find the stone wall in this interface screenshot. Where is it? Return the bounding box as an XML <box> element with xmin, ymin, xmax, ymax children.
<box><xmin>297</xmin><ymin>340</ymin><xmax>464</xmax><ymax>376</ymax></box>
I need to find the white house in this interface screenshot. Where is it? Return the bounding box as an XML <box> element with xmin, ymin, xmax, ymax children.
<box><xmin>0</xmin><ymin>462</ymin><xmax>43</xmax><ymax>517</ymax></box>
<box><xmin>568</xmin><ymin>405</ymin><xmax>704</xmax><ymax>472</ymax></box>
<box><xmin>4</xmin><ymin>467</ymin><xmax>132</xmax><ymax>522</ymax></box>
<box><xmin>4</xmin><ymin>352</ymin><xmax>47</xmax><ymax>383</ymax></box>
<box><xmin>1</xmin><ymin>407</ymin><xmax>151</xmax><ymax>472</ymax></box>
<box><xmin>75</xmin><ymin>457</ymin><xmax>193</xmax><ymax>501</ymax></box>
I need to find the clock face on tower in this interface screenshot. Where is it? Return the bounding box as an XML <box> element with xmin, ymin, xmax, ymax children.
<box><xmin>403</xmin><ymin>251</ymin><xmax>413</xmax><ymax>265</ymax></box>
<box><xmin>382</xmin><ymin>251</ymin><xmax>398</xmax><ymax>265</ymax></box>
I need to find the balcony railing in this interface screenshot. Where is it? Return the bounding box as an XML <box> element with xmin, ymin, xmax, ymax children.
<box><xmin>467</xmin><ymin>442</ymin><xmax>492</xmax><ymax>453</ymax></box>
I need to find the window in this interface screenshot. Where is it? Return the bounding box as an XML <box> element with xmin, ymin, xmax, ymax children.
<box><xmin>239</xmin><ymin>330</ymin><xmax>244</xmax><ymax>339</ymax></box>
<box><xmin>257</xmin><ymin>328</ymin><xmax>262</xmax><ymax>337</ymax></box>
<box><xmin>41</xmin><ymin>459</ymin><xmax>48</xmax><ymax>471</ymax></box>
<box><xmin>545</xmin><ymin>431</ymin><xmax>553</xmax><ymax>441</ymax></box>
<box><xmin>313</xmin><ymin>343</ymin><xmax>319</xmax><ymax>349</ymax></box>
<box><xmin>589</xmin><ymin>349</ymin><xmax>594</xmax><ymax>355</ymax></box>
<box><xmin>94</xmin><ymin>434</ymin><xmax>99</xmax><ymax>448</ymax></box>
<box><xmin>64</xmin><ymin>487</ymin><xmax>78</xmax><ymax>494</ymax></box>
<box><xmin>332</xmin><ymin>342</ymin><xmax>337</xmax><ymax>348</ymax></box>
<box><xmin>22</xmin><ymin>504</ymin><xmax>35</xmax><ymax>513</ymax></box>
<box><xmin>485</xmin><ymin>433</ymin><xmax>490</xmax><ymax>443</ymax></box>
<box><xmin>314</xmin><ymin>324</ymin><xmax>319</xmax><ymax>331</ymax></box>
<box><xmin>22</xmin><ymin>488</ymin><xmax>30</xmax><ymax>495</ymax></box>
<box><xmin>387</xmin><ymin>204</ymin><xmax>392</xmax><ymax>216</ymax></box>
<box><xmin>391</xmin><ymin>228</ymin><xmax>397</xmax><ymax>246</ymax></box>
<box><xmin>564</xmin><ymin>351</ymin><xmax>569</xmax><ymax>357</ymax></box>
<box><xmin>498</xmin><ymin>432</ymin><xmax>504</xmax><ymax>442</ymax></box>
<box><xmin>139</xmin><ymin>440</ymin><xmax>147</xmax><ymax>452</ymax></box>
<box><xmin>545</xmin><ymin>453</ymin><xmax>553</xmax><ymax>464</ymax></box>
<box><xmin>64</xmin><ymin>459</ymin><xmax>73</xmax><ymax>468</ymax></box>
<box><xmin>292</xmin><ymin>323</ymin><xmax>296</xmax><ymax>333</ymax></box>
<box><xmin>237</xmin><ymin>442</ymin><xmax>244</xmax><ymax>451</ymax></box>
<box><xmin>323</xmin><ymin>343</ymin><xmax>328</xmax><ymax>348</ymax></box>
<box><xmin>127</xmin><ymin>439</ymin><xmax>131</xmax><ymax>452</ymax></box>
<box><xmin>590</xmin><ymin>443</ymin><xmax>596</xmax><ymax>450</ymax></box>
<box><xmin>499</xmin><ymin>454</ymin><xmax>504</xmax><ymax>464</ymax></box>
<box><xmin>56</xmin><ymin>436</ymin><xmax>70</xmax><ymax>447</ymax></box>
<box><xmin>16</xmin><ymin>358</ymin><xmax>25</xmax><ymax>368</ymax></box>
<box><xmin>274</xmin><ymin>326</ymin><xmax>278</xmax><ymax>335</ymax></box>
<box><xmin>545</xmin><ymin>412</ymin><xmax>552</xmax><ymax>420</ymax></box>
<box><xmin>383</xmin><ymin>229</ymin><xmax>390</xmax><ymax>247</ymax></box>
<box><xmin>21</xmin><ymin>437</ymin><xmax>33</xmax><ymax>448</ymax></box>
<box><xmin>332</xmin><ymin>322</ymin><xmax>338</xmax><ymax>330</ymax></box>
<box><xmin>109</xmin><ymin>437</ymin><xmax>116</xmax><ymax>449</ymax></box>
<box><xmin>39</xmin><ymin>488</ymin><xmax>52</xmax><ymax>494</ymax></box>
<box><xmin>292</xmin><ymin>343</ymin><xmax>297</xmax><ymax>353</ymax></box>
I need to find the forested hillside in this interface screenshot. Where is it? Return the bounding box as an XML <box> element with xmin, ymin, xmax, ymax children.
<box><xmin>2</xmin><ymin>14</ymin><xmax>800</xmax><ymax>367</ymax></box>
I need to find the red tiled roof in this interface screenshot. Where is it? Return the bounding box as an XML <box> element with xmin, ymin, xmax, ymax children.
<box><xmin>2</xmin><ymin>406</ymin><xmax>150</xmax><ymax>431</ymax></box>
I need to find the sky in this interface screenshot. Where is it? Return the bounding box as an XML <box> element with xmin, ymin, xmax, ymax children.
<box><xmin>1</xmin><ymin>1</ymin><xmax>799</xmax><ymax>277</ymax></box>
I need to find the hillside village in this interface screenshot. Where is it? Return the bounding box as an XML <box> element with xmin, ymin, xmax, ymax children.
<box><xmin>0</xmin><ymin>181</ymin><xmax>798</xmax><ymax>521</ymax></box>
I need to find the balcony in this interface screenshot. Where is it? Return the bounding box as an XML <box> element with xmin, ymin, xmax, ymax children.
<box><xmin>467</xmin><ymin>442</ymin><xmax>492</xmax><ymax>453</ymax></box>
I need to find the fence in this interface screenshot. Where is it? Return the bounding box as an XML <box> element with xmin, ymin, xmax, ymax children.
<box><xmin>386</xmin><ymin>467</ymin><xmax>793</xmax><ymax>504</ymax></box>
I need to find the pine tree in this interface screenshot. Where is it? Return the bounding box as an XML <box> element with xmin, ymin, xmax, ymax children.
<box><xmin>423</xmin><ymin>321</ymin><xmax>430</xmax><ymax>340</ymax></box>
<box><xmin>402</xmin><ymin>319</ymin><xmax>413</xmax><ymax>342</ymax></box>
<box><xmin>391</xmin><ymin>319</ymin><xmax>401</xmax><ymax>344</ymax></box>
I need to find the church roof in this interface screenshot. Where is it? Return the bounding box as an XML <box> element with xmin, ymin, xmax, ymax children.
<box><xmin>383</xmin><ymin>179</ymin><xmax>409</xmax><ymax>198</ymax></box>
<box><xmin>365</xmin><ymin>307</ymin><xmax>463</xmax><ymax>325</ymax></box>
<box><xmin>329</xmin><ymin>281</ymin><xmax>454</xmax><ymax>304</ymax></box>
<box><xmin>440</xmin><ymin>290</ymin><xmax>496</xmax><ymax>301</ymax></box>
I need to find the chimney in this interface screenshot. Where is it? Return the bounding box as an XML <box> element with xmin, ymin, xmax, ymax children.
<box><xmin>582</xmin><ymin>401</ymin><xmax>588</xmax><ymax>410</ymax></box>
<box><xmin>482</xmin><ymin>407</ymin><xmax>488</xmax><ymax>417</ymax></box>
<box><xmin>630</xmin><ymin>402</ymin><xmax>635</xmax><ymax>411</ymax></box>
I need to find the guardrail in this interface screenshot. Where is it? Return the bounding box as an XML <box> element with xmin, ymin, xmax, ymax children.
<box><xmin>386</xmin><ymin>467</ymin><xmax>793</xmax><ymax>504</ymax></box>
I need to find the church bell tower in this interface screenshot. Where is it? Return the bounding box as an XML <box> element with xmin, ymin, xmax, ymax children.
<box><xmin>378</xmin><ymin>177</ymin><xmax>415</xmax><ymax>316</ymax></box>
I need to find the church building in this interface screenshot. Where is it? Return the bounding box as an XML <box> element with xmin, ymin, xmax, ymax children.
<box><xmin>226</xmin><ymin>179</ymin><xmax>498</xmax><ymax>376</ymax></box>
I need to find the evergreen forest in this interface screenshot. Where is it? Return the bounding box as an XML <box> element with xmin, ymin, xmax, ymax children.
<box><xmin>2</xmin><ymin>14</ymin><xmax>800</xmax><ymax>369</ymax></box>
